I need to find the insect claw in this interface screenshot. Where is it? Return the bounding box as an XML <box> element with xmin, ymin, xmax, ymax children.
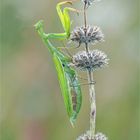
<box><xmin>67</xmin><ymin>0</ymin><xmax>80</xmax><ymax>5</ymax></box>
<box><xmin>59</xmin><ymin>1</ymin><xmax>72</xmax><ymax>6</ymax></box>
<box><xmin>66</xmin><ymin>1</ymin><xmax>73</xmax><ymax>5</ymax></box>
<box><xmin>75</xmin><ymin>9</ymin><xmax>83</xmax><ymax>15</ymax></box>
<box><xmin>70</xmin><ymin>118</ymin><xmax>75</xmax><ymax>128</ymax></box>
<box><xmin>71</xmin><ymin>122</ymin><xmax>75</xmax><ymax>128</ymax></box>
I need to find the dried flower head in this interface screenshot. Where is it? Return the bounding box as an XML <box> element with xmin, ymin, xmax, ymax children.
<box><xmin>72</xmin><ymin>50</ymin><xmax>109</xmax><ymax>71</ymax></box>
<box><xmin>76</xmin><ymin>131</ymin><xmax>108</xmax><ymax>140</ymax></box>
<box><xmin>81</xmin><ymin>0</ymin><xmax>100</xmax><ymax>6</ymax></box>
<box><xmin>76</xmin><ymin>132</ymin><xmax>90</xmax><ymax>140</ymax></box>
<box><xmin>94</xmin><ymin>133</ymin><xmax>108</xmax><ymax>140</ymax></box>
<box><xmin>70</xmin><ymin>25</ymin><xmax>104</xmax><ymax>47</ymax></box>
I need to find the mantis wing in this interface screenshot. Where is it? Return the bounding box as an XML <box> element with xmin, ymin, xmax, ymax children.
<box><xmin>53</xmin><ymin>53</ymin><xmax>82</xmax><ymax>126</ymax></box>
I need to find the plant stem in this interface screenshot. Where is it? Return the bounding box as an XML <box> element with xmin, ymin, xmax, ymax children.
<box><xmin>84</xmin><ymin>4</ymin><xmax>87</xmax><ymax>28</ymax></box>
<box><xmin>84</xmin><ymin>43</ymin><xmax>96</xmax><ymax>139</ymax></box>
<box><xmin>83</xmin><ymin>4</ymin><xmax>96</xmax><ymax>139</ymax></box>
<box><xmin>87</xmin><ymin>70</ymin><xmax>96</xmax><ymax>139</ymax></box>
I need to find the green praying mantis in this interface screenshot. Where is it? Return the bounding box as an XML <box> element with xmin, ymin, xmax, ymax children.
<box><xmin>34</xmin><ymin>1</ymin><xmax>82</xmax><ymax>126</ymax></box>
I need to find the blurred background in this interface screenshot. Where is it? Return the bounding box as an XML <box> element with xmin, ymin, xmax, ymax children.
<box><xmin>0</xmin><ymin>0</ymin><xmax>139</xmax><ymax>140</ymax></box>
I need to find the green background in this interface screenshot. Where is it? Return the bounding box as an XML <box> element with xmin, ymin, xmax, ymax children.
<box><xmin>0</xmin><ymin>0</ymin><xmax>139</xmax><ymax>140</ymax></box>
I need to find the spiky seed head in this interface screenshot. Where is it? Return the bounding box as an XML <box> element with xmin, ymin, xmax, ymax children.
<box><xmin>72</xmin><ymin>50</ymin><xmax>109</xmax><ymax>71</ymax></box>
<box><xmin>76</xmin><ymin>131</ymin><xmax>91</xmax><ymax>140</ymax></box>
<box><xmin>81</xmin><ymin>0</ymin><xmax>101</xmax><ymax>6</ymax></box>
<box><xmin>70</xmin><ymin>25</ymin><xmax>104</xmax><ymax>47</ymax></box>
<box><xmin>94</xmin><ymin>133</ymin><xmax>108</xmax><ymax>140</ymax></box>
<box><xmin>76</xmin><ymin>131</ymin><xmax>108</xmax><ymax>140</ymax></box>
<box><xmin>76</xmin><ymin>133</ymin><xmax>89</xmax><ymax>140</ymax></box>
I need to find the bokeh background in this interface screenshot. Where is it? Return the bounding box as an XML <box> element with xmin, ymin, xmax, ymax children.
<box><xmin>0</xmin><ymin>0</ymin><xmax>139</xmax><ymax>140</ymax></box>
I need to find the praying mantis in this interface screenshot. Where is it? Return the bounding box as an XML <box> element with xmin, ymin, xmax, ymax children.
<box><xmin>34</xmin><ymin>1</ymin><xmax>82</xmax><ymax>126</ymax></box>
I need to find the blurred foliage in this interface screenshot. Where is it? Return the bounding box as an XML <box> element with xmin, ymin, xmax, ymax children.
<box><xmin>0</xmin><ymin>0</ymin><xmax>139</xmax><ymax>140</ymax></box>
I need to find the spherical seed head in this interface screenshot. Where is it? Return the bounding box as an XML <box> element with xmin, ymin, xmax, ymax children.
<box><xmin>76</xmin><ymin>131</ymin><xmax>92</xmax><ymax>140</ymax></box>
<box><xmin>70</xmin><ymin>25</ymin><xmax>104</xmax><ymax>47</ymax></box>
<box><xmin>81</xmin><ymin>0</ymin><xmax>100</xmax><ymax>6</ymax></box>
<box><xmin>76</xmin><ymin>131</ymin><xmax>108</xmax><ymax>140</ymax></box>
<box><xmin>94</xmin><ymin>133</ymin><xmax>108</xmax><ymax>140</ymax></box>
<box><xmin>72</xmin><ymin>50</ymin><xmax>109</xmax><ymax>71</ymax></box>
<box><xmin>76</xmin><ymin>133</ymin><xmax>90</xmax><ymax>140</ymax></box>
